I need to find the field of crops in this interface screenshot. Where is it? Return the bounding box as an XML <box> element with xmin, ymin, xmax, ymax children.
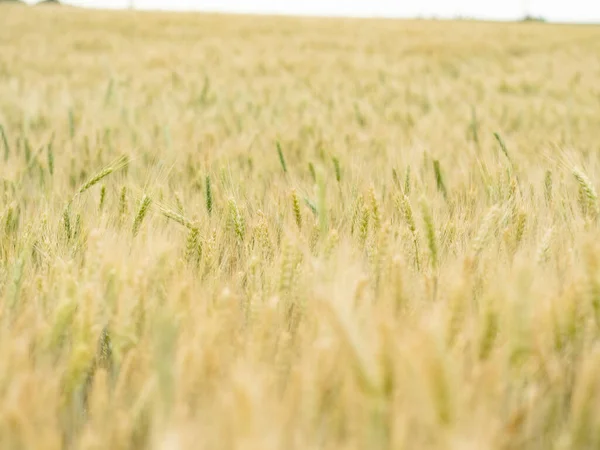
<box><xmin>2</xmin><ymin>5</ymin><xmax>600</xmax><ymax>449</ymax></box>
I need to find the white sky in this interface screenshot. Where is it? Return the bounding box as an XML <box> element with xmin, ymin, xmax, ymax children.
<box><xmin>25</xmin><ymin>0</ymin><xmax>600</xmax><ymax>23</ymax></box>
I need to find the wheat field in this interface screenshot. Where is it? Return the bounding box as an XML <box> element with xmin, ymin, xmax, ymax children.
<box><xmin>2</xmin><ymin>4</ymin><xmax>600</xmax><ymax>449</ymax></box>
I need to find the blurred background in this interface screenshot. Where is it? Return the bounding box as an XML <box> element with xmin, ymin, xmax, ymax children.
<box><xmin>20</xmin><ymin>0</ymin><xmax>600</xmax><ymax>23</ymax></box>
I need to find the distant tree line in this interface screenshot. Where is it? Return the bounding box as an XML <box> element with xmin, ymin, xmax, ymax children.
<box><xmin>522</xmin><ymin>14</ymin><xmax>547</xmax><ymax>22</ymax></box>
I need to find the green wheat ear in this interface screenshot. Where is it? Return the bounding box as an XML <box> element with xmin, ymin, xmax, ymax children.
<box><xmin>359</xmin><ymin>197</ymin><xmax>370</xmax><ymax>247</ymax></box>
<box><xmin>132</xmin><ymin>195</ymin><xmax>152</xmax><ymax>237</ymax></box>
<box><xmin>404</xmin><ymin>166</ymin><xmax>411</xmax><ymax>195</ymax></box>
<box><xmin>494</xmin><ymin>132</ymin><xmax>511</xmax><ymax>163</ymax></box>
<box><xmin>185</xmin><ymin>227</ymin><xmax>202</xmax><ymax>265</ymax></box>
<box><xmin>174</xmin><ymin>191</ymin><xmax>185</xmax><ymax>215</ymax></box>
<box><xmin>316</xmin><ymin>168</ymin><xmax>328</xmax><ymax>236</ymax></box>
<box><xmin>276</xmin><ymin>140</ymin><xmax>287</xmax><ymax>174</ymax></box>
<box><xmin>228</xmin><ymin>197</ymin><xmax>245</xmax><ymax>242</ymax></box>
<box><xmin>392</xmin><ymin>168</ymin><xmax>400</xmax><ymax>188</ymax></box>
<box><xmin>494</xmin><ymin>132</ymin><xmax>519</xmax><ymax>180</ymax></box>
<box><xmin>74</xmin><ymin>214</ymin><xmax>82</xmax><ymax>240</ymax></box>
<box><xmin>420</xmin><ymin>198</ymin><xmax>438</xmax><ymax>270</ymax></box>
<box><xmin>304</xmin><ymin>196</ymin><xmax>318</xmax><ymax>216</ymax></box>
<box><xmin>332</xmin><ymin>157</ymin><xmax>341</xmax><ymax>183</ymax></box>
<box><xmin>291</xmin><ymin>188</ymin><xmax>302</xmax><ymax>230</ymax></box>
<box><xmin>99</xmin><ymin>185</ymin><xmax>106</xmax><ymax>212</ymax></box>
<box><xmin>470</xmin><ymin>105</ymin><xmax>479</xmax><ymax>145</ymax></box>
<box><xmin>4</xmin><ymin>204</ymin><xmax>16</xmax><ymax>235</ymax></box>
<box><xmin>47</xmin><ymin>134</ymin><xmax>54</xmax><ymax>176</ymax></box>
<box><xmin>24</xmin><ymin>137</ymin><xmax>32</xmax><ymax>164</ymax></box>
<box><xmin>63</xmin><ymin>207</ymin><xmax>72</xmax><ymax>242</ymax></box>
<box><xmin>537</xmin><ymin>227</ymin><xmax>553</xmax><ymax>265</ymax></box>
<box><xmin>544</xmin><ymin>170</ymin><xmax>553</xmax><ymax>204</ymax></box>
<box><xmin>398</xmin><ymin>194</ymin><xmax>420</xmax><ymax>271</ymax></box>
<box><xmin>308</xmin><ymin>162</ymin><xmax>316</xmax><ymax>182</ymax></box>
<box><xmin>433</xmin><ymin>160</ymin><xmax>448</xmax><ymax>199</ymax></box>
<box><xmin>368</xmin><ymin>186</ymin><xmax>381</xmax><ymax>232</ymax></box>
<box><xmin>97</xmin><ymin>325</ymin><xmax>113</xmax><ymax>372</ymax></box>
<box><xmin>119</xmin><ymin>186</ymin><xmax>128</xmax><ymax>222</ymax></box>
<box><xmin>82</xmin><ymin>326</ymin><xmax>114</xmax><ymax>413</ymax></box>
<box><xmin>68</xmin><ymin>108</ymin><xmax>76</xmax><ymax>139</ymax></box>
<box><xmin>104</xmin><ymin>77</ymin><xmax>114</xmax><ymax>106</ymax></box>
<box><xmin>72</xmin><ymin>155</ymin><xmax>129</xmax><ymax>203</ymax></box>
<box><xmin>205</xmin><ymin>175</ymin><xmax>213</xmax><ymax>216</ymax></box>
<box><xmin>0</xmin><ymin>123</ymin><xmax>9</xmax><ymax>161</ymax></box>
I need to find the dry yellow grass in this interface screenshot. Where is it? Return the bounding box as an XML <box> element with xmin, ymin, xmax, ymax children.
<box><xmin>2</xmin><ymin>4</ymin><xmax>600</xmax><ymax>449</ymax></box>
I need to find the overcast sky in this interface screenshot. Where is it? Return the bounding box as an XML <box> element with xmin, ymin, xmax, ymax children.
<box><xmin>24</xmin><ymin>0</ymin><xmax>600</xmax><ymax>23</ymax></box>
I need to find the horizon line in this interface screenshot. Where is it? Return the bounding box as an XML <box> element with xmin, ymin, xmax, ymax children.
<box><xmin>15</xmin><ymin>1</ymin><xmax>600</xmax><ymax>25</ymax></box>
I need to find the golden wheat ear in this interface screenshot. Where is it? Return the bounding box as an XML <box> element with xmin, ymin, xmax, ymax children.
<box><xmin>573</xmin><ymin>168</ymin><xmax>599</xmax><ymax>219</ymax></box>
<box><xmin>154</xmin><ymin>198</ymin><xmax>198</xmax><ymax>231</ymax></box>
